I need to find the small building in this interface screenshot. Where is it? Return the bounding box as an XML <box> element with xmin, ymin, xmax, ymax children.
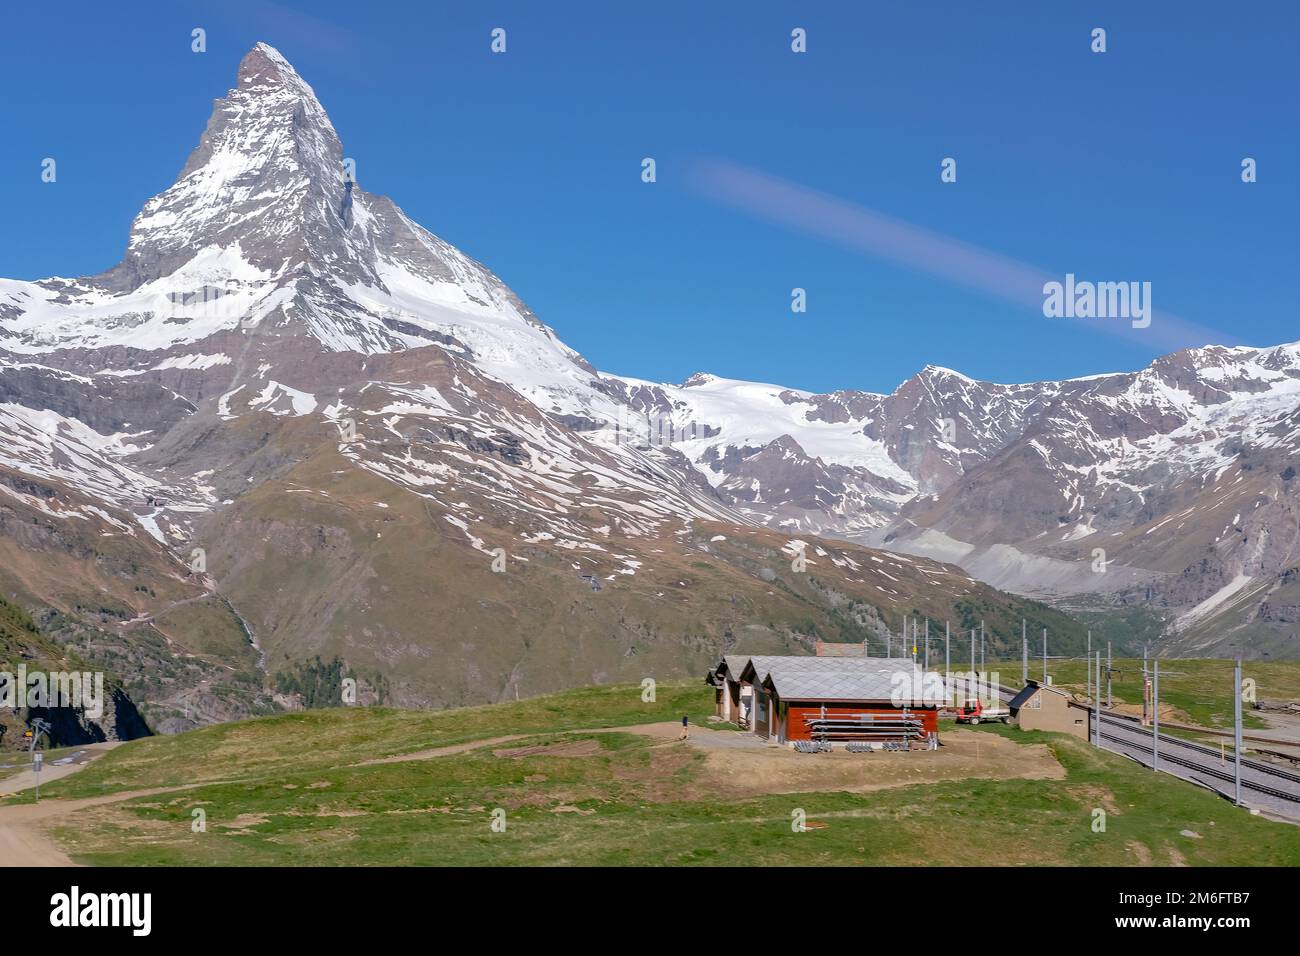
<box><xmin>1009</xmin><ymin>680</ymin><xmax>1089</xmax><ymax>738</ymax></box>
<box><xmin>736</xmin><ymin>656</ymin><xmax>946</xmax><ymax>745</ymax></box>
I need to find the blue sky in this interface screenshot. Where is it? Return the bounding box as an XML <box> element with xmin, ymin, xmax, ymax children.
<box><xmin>2</xmin><ymin>1</ymin><xmax>1295</xmax><ymax>394</ymax></box>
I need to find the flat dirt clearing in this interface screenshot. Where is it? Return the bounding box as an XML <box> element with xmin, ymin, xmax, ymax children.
<box><xmin>557</xmin><ymin>721</ymin><xmax>1063</xmax><ymax>799</ymax></box>
<box><xmin>663</xmin><ymin>724</ymin><xmax>1063</xmax><ymax>799</ymax></box>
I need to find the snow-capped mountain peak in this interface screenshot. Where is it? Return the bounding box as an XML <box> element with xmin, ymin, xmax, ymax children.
<box><xmin>0</xmin><ymin>43</ymin><xmax>592</xmax><ymax>380</ymax></box>
<box><xmin>114</xmin><ymin>42</ymin><xmax>346</xmax><ymax>291</ymax></box>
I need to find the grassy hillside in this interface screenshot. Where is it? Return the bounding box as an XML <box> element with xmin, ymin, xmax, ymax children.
<box><xmin>14</xmin><ymin>680</ymin><xmax>1300</xmax><ymax>866</ymax></box>
<box><xmin>0</xmin><ymin>464</ymin><xmax>263</xmax><ymax>732</ymax></box>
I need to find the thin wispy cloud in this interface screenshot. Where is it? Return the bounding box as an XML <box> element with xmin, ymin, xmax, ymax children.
<box><xmin>209</xmin><ymin>0</ymin><xmax>360</xmax><ymax>64</ymax></box>
<box><xmin>688</xmin><ymin>158</ymin><xmax>1236</xmax><ymax>354</ymax></box>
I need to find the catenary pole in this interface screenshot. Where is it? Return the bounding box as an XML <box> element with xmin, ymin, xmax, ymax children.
<box><xmin>1142</xmin><ymin>645</ymin><xmax>1148</xmax><ymax>725</ymax></box>
<box><xmin>945</xmin><ymin>621</ymin><xmax>951</xmax><ymax>706</ymax></box>
<box><xmin>970</xmin><ymin>629</ymin><xmax>975</xmax><ymax>700</ymax></box>
<box><xmin>1093</xmin><ymin>652</ymin><xmax>1102</xmax><ymax>746</ymax></box>
<box><xmin>1021</xmin><ymin>619</ymin><xmax>1027</xmax><ymax>684</ymax></box>
<box><xmin>1107</xmin><ymin>641</ymin><xmax>1113</xmax><ymax>708</ymax></box>
<box><xmin>1087</xmin><ymin>643</ymin><xmax>1092</xmax><ymax>703</ymax></box>
<box><xmin>1152</xmin><ymin>660</ymin><xmax>1160</xmax><ymax>772</ymax></box>
<box><xmin>1234</xmin><ymin>659</ymin><xmax>1243</xmax><ymax>806</ymax></box>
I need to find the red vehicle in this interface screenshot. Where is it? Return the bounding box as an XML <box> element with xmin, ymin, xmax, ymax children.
<box><xmin>955</xmin><ymin>698</ymin><xmax>1010</xmax><ymax>724</ymax></box>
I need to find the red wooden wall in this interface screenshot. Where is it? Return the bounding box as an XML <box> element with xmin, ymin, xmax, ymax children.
<box><xmin>783</xmin><ymin>701</ymin><xmax>939</xmax><ymax>741</ymax></box>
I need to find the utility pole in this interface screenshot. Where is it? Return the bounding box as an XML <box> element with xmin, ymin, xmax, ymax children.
<box><xmin>945</xmin><ymin>621</ymin><xmax>951</xmax><ymax>706</ymax></box>
<box><xmin>1021</xmin><ymin>619</ymin><xmax>1028</xmax><ymax>684</ymax></box>
<box><xmin>980</xmin><ymin>620</ymin><xmax>986</xmax><ymax>676</ymax></box>
<box><xmin>1086</xmin><ymin>631</ymin><xmax>1093</xmax><ymax>710</ymax></box>
<box><xmin>1093</xmin><ymin>652</ymin><xmax>1102</xmax><ymax>746</ymax></box>
<box><xmin>970</xmin><ymin>628</ymin><xmax>976</xmax><ymax>700</ymax></box>
<box><xmin>1107</xmin><ymin>641</ymin><xmax>1113</xmax><ymax>708</ymax></box>
<box><xmin>1141</xmin><ymin>645</ymin><xmax>1149</xmax><ymax>725</ymax></box>
<box><xmin>924</xmin><ymin>619</ymin><xmax>930</xmax><ymax>669</ymax></box>
<box><xmin>1152</xmin><ymin>660</ymin><xmax>1160</xmax><ymax>772</ymax></box>
<box><xmin>1042</xmin><ymin>628</ymin><xmax>1048</xmax><ymax>684</ymax></box>
<box><xmin>28</xmin><ymin>718</ymin><xmax>50</xmax><ymax>803</ymax></box>
<box><xmin>1234</xmin><ymin>659</ymin><xmax>1243</xmax><ymax>806</ymax></box>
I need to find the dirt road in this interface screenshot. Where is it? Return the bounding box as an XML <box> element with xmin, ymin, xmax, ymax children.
<box><xmin>0</xmin><ymin>742</ymin><xmax>121</xmax><ymax>795</ymax></box>
<box><xmin>0</xmin><ymin>742</ymin><xmax>123</xmax><ymax>868</ymax></box>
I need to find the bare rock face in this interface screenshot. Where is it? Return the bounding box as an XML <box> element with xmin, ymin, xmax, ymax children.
<box><xmin>0</xmin><ymin>597</ymin><xmax>152</xmax><ymax>749</ymax></box>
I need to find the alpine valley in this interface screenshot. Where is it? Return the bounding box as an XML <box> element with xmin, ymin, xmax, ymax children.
<box><xmin>3</xmin><ymin>45</ymin><xmax>1297</xmax><ymax>732</ymax></box>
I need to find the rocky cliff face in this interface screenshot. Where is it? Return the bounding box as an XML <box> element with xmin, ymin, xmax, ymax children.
<box><xmin>0</xmin><ymin>596</ymin><xmax>151</xmax><ymax>750</ymax></box>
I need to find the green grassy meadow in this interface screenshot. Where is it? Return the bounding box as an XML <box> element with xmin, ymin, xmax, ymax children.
<box><xmin>9</xmin><ymin>680</ymin><xmax>1300</xmax><ymax>867</ymax></box>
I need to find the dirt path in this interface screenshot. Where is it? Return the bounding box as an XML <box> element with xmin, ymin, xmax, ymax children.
<box><xmin>0</xmin><ymin>743</ymin><xmax>131</xmax><ymax>867</ymax></box>
<box><xmin>0</xmin><ymin>784</ymin><xmax>210</xmax><ymax>867</ymax></box>
<box><xmin>355</xmin><ymin>723</ymin><xmax>687</xmax><ymax>766</ymax></box>
<box><xmin>0</xmin><ymin>742</ymin><xmax>121</xmax><ymax>795</ymax></box>
<box><xmin>0</xmin><ymin>812</ymin><xmax>77</xmax><ymax>866</ymax></box>
<box><xmin>357</xmin><ymin>735</ymin><xmax>528</xmax><ymax>765</ymax></box>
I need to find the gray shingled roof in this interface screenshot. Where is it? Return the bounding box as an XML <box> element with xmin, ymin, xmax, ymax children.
<box><xmin>722</xmin><ymin>655</ymin><xmax>750</xmax><ymax>679</ymax></box>
<box><xmin>741</xmin><ymin>656</ymin><xmax>947</xmax><ymax>705</ymax></box>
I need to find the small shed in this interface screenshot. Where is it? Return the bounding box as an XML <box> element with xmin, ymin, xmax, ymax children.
<box><xmin>1010</xmin><ymin>680</ymin><xmax>1089</xmax><ymax>738</ymax></box>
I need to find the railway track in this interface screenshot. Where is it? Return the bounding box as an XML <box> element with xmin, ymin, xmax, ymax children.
<box><xmin>1098</xmin><ymin>711</ymin><xmax>1300</xmax><ymax>787</ymax></box>
<box><xmin>1096</xmin><ymin>722</ymin><xmax>1300</xmax><ymax>805</ymax></box>
<box><xmin>987</xmin><ymin>681</ymin><xmax>1300</xmax><ymax>814</ymax></box>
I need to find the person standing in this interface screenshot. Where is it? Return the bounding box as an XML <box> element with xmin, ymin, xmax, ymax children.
<box><xmin>679</xmin><ymin>715</ymin><xmax>690</xmax><ymax>740</ymax></box>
